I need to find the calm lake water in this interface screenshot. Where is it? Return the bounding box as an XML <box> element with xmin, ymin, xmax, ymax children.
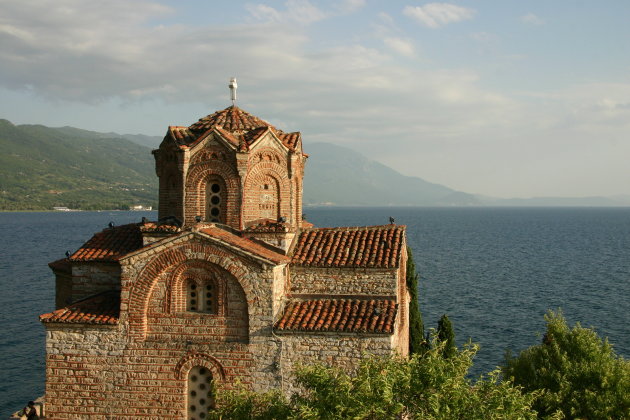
<box><xmin>1</xmin><ymin>208</ymin><xmax>629</xmax><ymax>414</ymax></box>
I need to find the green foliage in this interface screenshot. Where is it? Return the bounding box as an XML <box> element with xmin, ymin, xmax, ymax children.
<box><xmin>406</xmin><ymin>246</ymin><xmax>427</xmax><ymax>355</ymax></box>
<box><xmin>503</xmin><ymin>310</ymin><xmax>630</xmax><ymax>419</ymax></box>
<box><xmin>210</xmin><ymin>337</ymin><xmax>537</xmax><ymax>419</ymax></box>
<box><xmin>207</xmin><ymin>385</ymin><xmax>291</xmax><ymax>420</ymax></box>
<box><xmin>436</xmin><ymin>314</ymin><xmax>456</xmax><ymax>359</ymax></box>
<box><xmin>0</xmin><ymin>119</ymin><xmax>157</xmax><ymax>210</ymax></box>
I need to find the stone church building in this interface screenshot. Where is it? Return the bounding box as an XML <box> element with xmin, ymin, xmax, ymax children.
<box><xmin>40</xmin><ymin>99</ymin><xmax>410</xmax><ymax>418</ymax></box>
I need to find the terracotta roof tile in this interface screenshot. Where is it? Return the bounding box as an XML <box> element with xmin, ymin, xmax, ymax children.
<box><xmin>274</xmin><ymin>299</ymin><xmax>397</xmax><ymax>334</ymax></box>
<box><xmin>40</xmin><ymin>291</ymin><xmax>120</xmax><ymax>325</ymax></box>
<box><xmin>244</xmin><ymin>218</ymin><xmax>290</xmax><ymax>233</ymax></box>
<box><xmin>273</xmin><ymin>129</ymin><xmax>301</xmax><ymax>150</ymax></box>
<box><xmin>168</xmin><ymin>126</ymin><xmax>196</xmax><ymax>145</ymax></box>
<box><xmin>291</xmin><ymin>225</ymin><xmax>405</xmax><ymax>268</ymax></box>
<box><xmin>70</xmin><ymin>223</ymin><xmax>144</xmax><ymax>262</ymax></box>
<box><xmin>213</xmin><ymin>126</ymin><xmax>242</xmax><ymax>148</ymax></box>
<box><xmin>190</xmin><ymin>106</ymin><xmax>270</xmax><ymax>134</ymax></box>
<box><xmin>166</xmin><ymin>106</ymin><xmax>301</xmax><ymax>152</ymax></box>
<box><xmin>198</xmin><ymin>226</ymin><xmax>289</xmax><ymax>264</ymax></box>
<box><xmin>139</xmin><ymin>221</ymin><xmax>181</xmax><ymax>233</ymax></box>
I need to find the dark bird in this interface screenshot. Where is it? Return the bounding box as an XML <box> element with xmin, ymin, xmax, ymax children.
<box><xmin>389</xmin><ymin>216</ymin><xmax>395</xmax><ymax>224</ymax></box>
<box><xmin>108</xmin><ymin>221</ymin><xmax>115</xmax><ymax>228</ymax></box>
<box><xmin>65</xmin><ymin>250</ymin><xmax>71</xmax><ymax>258</ymax></box>
<box><xmin>278</xmin><ymin>216</ymin><xmax>287</xmax><ymax>223</ymax></box>
<box><xmin>141</xmin><ymin>217</ymin><xmax>148</xmax><ymax>223</ymax></box>
<box><xmin>195</xmin><ymin>215</ymin><xmax>203</xmax><ymax>223</ymax></box>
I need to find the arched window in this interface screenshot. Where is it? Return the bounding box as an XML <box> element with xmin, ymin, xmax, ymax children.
<box><xmin>186</xmin><ymin>278</ymin><xmax>217</xmax><ymax>314</ymax></box>
<box><xmin>187</xmin><ymin>366</ymin><xmax>214</xmax><ymax>419</ymax></box>
<box><xmin>258</xmin><ymin>175</ymin><xmax>279</xmax><ymax>220</ymax></box>
<box><xmin>205</xmin><ymin>177</ymin><xmax>226</xmax><ymax>223</ymax></box>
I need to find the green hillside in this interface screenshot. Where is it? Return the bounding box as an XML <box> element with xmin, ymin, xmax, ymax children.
<box><xmin>0</xmin><ymin>119</ymin><xmax>157</xmax><ymax>210</ymax></box>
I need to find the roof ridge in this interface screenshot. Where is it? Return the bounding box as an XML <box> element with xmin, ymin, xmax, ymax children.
<box><xmin>302</xmin><ymin>224</ymin><xmax>406</xmax><ymax>231</ymax></box>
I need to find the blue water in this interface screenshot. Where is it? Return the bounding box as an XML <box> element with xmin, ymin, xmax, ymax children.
<box><xmin>1</xmin><ymin>208</ymin><xmax>629</xmax><ymax>414</ymax></box>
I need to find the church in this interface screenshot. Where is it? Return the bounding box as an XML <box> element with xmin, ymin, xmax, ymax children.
<box><xmin>40</xmin><ymin>82</ymin><xmax>410</xmax><ymax>419</ymax></box>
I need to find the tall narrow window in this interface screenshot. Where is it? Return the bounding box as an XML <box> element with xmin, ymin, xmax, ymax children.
<box><xmin>186</xmin><ymin>279</ymin><xmax>198</xmax><ymax>312</ymax></box>
<box><xmin>186</xmin><ymin>278</ymin><xmax>216</xmax><ymax>314</ymax></box>
<box><xmin>205</xmin><ymin>177</ymin><xmax>226</xmax><ymax>223</ymax></box>
<box><xmin>258</xmin><ymin>175</ymin><xmax>279</xmax><ymax>220</ymax></box>
<box><xmin>187</xmin><ymin>366</ymin><xmax>214</xmax><ymax>419</ymax></box>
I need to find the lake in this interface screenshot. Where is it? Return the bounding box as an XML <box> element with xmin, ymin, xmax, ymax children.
<box><xmin>1</xmin><ymin>207</ymin><xmax>628</xmax><ymax>414</ymax></box>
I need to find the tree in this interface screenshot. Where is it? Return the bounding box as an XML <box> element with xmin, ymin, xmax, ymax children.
<box><xmin>207</xmin><ymin>386</ymin><xmax>291</xmax><ymax>420</ymax></box>
<box><xmin>406</xmin><ymin>246</ymin><xmax>427</xmax><ymax>355</ymax></box>
<box><xmin>436</xmin><ymin>314</ymin><xmax>456</xmax><ymax>358</ymax></box>
<box><xmin>503</xmin><ymin>310</ymin><xmax>630</xmax><ymax>419</ymax></box>
<box><xmin>209</xmin><ymin>337</ymin><xmax>538</xmax><ymax>419</ymax></box>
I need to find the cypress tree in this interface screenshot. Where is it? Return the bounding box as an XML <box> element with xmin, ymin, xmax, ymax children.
<box><xmin>436</xmin><ymin>314</ymin><xmax>456</xmax><ymax>358</ymax></box>
<box><xmin>406</xmin><ymin>246</ymin><xmax>427</xmax><ymax>354</ymax></box>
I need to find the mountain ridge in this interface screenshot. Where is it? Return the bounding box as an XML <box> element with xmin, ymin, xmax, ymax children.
<box><xmin>1</xmin><ymin>119</ymin><xmax>628</xmax><ymax>209</ymax></box>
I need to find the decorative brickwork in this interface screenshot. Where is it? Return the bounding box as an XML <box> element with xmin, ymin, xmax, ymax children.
<box><xmin>184</xmin><ymin>159</ymin><xmax>241</xmax><ymax>228</ymax></box>
<box><xmin>42</xmin><ymin>102</ymin><xmax>411</xmax><ymax>418</ymax></box>
<box><xmin>175</xmin><ymin>352</ymin><xmax>226</xmax><ymax>381</ymax></box>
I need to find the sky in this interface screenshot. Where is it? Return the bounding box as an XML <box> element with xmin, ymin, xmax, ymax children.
<box><xmin>1</xmin><ymin>0</ymin><xmax>630</xmax><ymax>199</ymax></box>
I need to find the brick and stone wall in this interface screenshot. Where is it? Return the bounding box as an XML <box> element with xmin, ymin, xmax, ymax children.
<box><xmin>43</xmin><ymin>236</ymin><xmax>291</xmax><ymax>418</ymax></box>
<box><xmin>276</xmin><ymin>333</ymin><xmax>395</xmax><ymax>394</ymax></box>
<box><xmin>44</xmin><ymin>324</ymin><xmax>260</xmax><ymax>419</ymax></box>
<box><xmin>70</xmin><ymin>263</ymin><xmax>121</xmax><ymax>302</ymax></box>
<box><xmin>290</xmin><ymin>266</ymin><xmax>399</xmax><ymax>296</ymax></box>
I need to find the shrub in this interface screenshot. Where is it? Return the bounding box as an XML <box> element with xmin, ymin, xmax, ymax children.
<box><xmin>503</xmin><ymin>310</ymin><xmax>630</xmax><ymax>419</ymax></box>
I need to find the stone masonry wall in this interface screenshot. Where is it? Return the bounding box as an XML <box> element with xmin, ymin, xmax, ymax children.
<box><xmin>277</xmin><ymin>333</ymin><xmax>394</xmax><ymax>394</ymax></box>
<box><xmin>44</xmin><ymin>236</ymin><xmax>289</xmax><ymax>418</ymax></box>
<box><xmin>44</xmin><ymin>324</ymin><xmax>260</xmax><ymax>419</ymax></box>
<box><xmin>290</xmin><ymin>267</ymin><xmax>399</xmax><ymax>296</ymax></box>
<box><xmin>71</xmin><ymin>263</ymin><xmax>121</xmax><ymax>302</ymax></box>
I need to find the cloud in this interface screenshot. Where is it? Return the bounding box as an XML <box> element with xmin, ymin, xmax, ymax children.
<box><xmin>246</xmin><ymin>0</ymin><xmax>326</xmax><ymax>24</ymax></box>
<box><xmin>521</xmin><ymin>13</ymin><xmax>544</xmax><ymax>26</ymax></box>
<box><xmin>403</xmin><ymin>3</ymin><xmax>475</xmax><ymax>28</ymax></box>
<box><xmin>0</xmin><ymin>0</ymin><xmax>518</xmax><ymax>148</ymax></box>
<box><xmin>383</xmin><ymin>37</ymin><xmax>415</xmax><ymax>57</ymax></box>
<box><xmin>8</xmin><ymin>0</ymin><xmax>626</xmax><ymax>198</ymax></box>
<box><xmin>335</xmin><ymin>0</ymin><xmax>366</xmax><ymax>14</ymax></box>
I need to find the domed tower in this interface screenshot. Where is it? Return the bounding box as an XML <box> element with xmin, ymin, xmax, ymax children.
<box><xmin>152</xmin><ymin>82</ymin><xmax>306</xmax><ymax>249</ymax></box>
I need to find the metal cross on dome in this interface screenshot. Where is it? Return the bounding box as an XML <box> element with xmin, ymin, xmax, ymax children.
<box><xmin>229</xmin><ymin>77</ymin><xmax>237</xmax><ymax>106</ymax></box>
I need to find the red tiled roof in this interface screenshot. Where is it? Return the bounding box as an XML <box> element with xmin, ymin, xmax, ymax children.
<box><xmin>190</xmin><ymin>106</ymin><xmax>271</xmax><ymax>133</ymax></box>
<box><xmin>198</xmin><ymin>226</ymin><xmax>289</xmax><ymax>264</ymax></box>
<box><xmin>48</xmin><ymin>258</ymin><xmax>72</xmax><ymax>273</ymax></box>
<box><xmin>167</xmin><ymin>106</ymin><xmax>301</xmax><ymax>152</ymax></box>
<box><xmin>40</xmin><ymin>291</ymin><xmax>120</xmax><ymax>325</ymax></box>
<box><xmin>70</xmin><ymin>223</ymin><xmax>144</xmax><ymax>262</ymax></box>
<box><xmin>274</xmin><ymin>299</ymin><xmax>397</xmax><ymax>334</ymax></box>
<box><xmin>139</xmin><ymin>221</ymin><xmax>181</xmax><ymax>233</ymax></box>
<box><xmin>168</xmin><ymin>126</ymin><xmax>195</xmax><ymax>144</ymax></box>
<box><xmin>244</xmin><ymin>218</ymin><xmax>290</xmax><ymax>233</ymax></box>
<box><xmin>274</xmin><ymin>130</ymin><xmax>301</xmax><ymax>150</ymax></box>
<box><xmin>291</xmin><ymin>225</ymin><xmax>405</xmax><ymax>268</ymax></box>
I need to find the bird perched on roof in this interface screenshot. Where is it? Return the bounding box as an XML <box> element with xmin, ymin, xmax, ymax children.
<box><xmin>389</xmin><ymin>216</ymin><xmax>395</xmax><ymax>225</ymax></box>
<box><xmin>195</xmin><ymin>215</ymin><xmax>203</xmax><ymax>223</ymax></box>
<box><xmin>141</xmin><ymin>216</ymin><xmax>148</xmax><ymax>223</ymax></box>
<box><xmin>65</xmin><ymin>250</ymin><xmax>71</xmax><ymax>258</ymax></box>
<box><xmin>108</xmin><ymin>221</ymin><xmax>115</xmax><ymax>228</ymax></box>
